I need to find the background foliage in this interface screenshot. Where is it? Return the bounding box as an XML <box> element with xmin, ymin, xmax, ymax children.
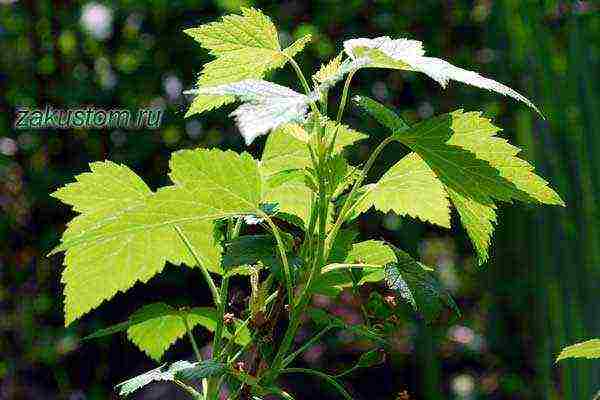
<box><xmin>1</xmin><ymin>1</ymin><xmax>598</xmax><ymax>399</ymax></box>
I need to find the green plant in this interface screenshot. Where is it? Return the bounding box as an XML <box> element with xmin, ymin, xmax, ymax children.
<box><xmin>50</xmin><ymin>8</ymin><xmax>564</xmax><ymax>399</ymax></box>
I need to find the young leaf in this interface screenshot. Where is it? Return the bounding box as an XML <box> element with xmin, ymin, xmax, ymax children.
<box><xmin>313</xmin><ymin>53</ymin><xmax>344</xmax><ymax>85</ymax></box>
<box><xmin>556</xmin><ymin>339</ymin><xmax>600</xmax><ymax>362</ymax></box>
<box><xmin>184</xmin><ymin>8</ymin><xmax>311</xmax><ymax>116</ymax></box>
<box><xmin>355</xmin><ymin>97</ymin><xmax>563</xmax><ymax>263</ymax></box>
<box><xmin>260</xmin><ymin>120</ymin><xmax>365</xmax><ymax>226</ymax></box>
<box><xmin>344</xmin><ymin>36</ymin><xmax>541</xmax><ymax>114</ymax></box>
<box><xmin>190</xmin><ymin>80</ymin><xmax>312</xmax><ymax>144</ymax></box>
<box><xmin>115</xmin><ymin>360</ymin><xmax>196</xmax><ymax>396</ymax></box>
<box><xmin>384</xmin><ymin>248</ymin><xmax>460</xmax><ymax>323</ymax></box>
<box><xmin>51</xmin><ymin>149</ymin><xmax>263</xmax><ymax>324</ymax></box>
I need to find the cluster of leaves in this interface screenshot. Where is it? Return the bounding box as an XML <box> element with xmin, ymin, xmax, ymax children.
<box><xmin>50</xmin><ymin>7</ymin><xmax>563</xmax><ymax>400</ymax></box>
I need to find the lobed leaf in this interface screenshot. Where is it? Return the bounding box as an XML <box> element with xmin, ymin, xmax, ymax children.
<box><xmin>52</xmin><ymin>149</ymin><xmax>263</xmax><ymax>324</ymax></box>
<box><xmin>355</xmin><ymin>97</ymin><xmax>563</xmax><ymax>263</ymax></box>
<box><xmin>184</xmin><ymin>8</ymin><xmax>311</xmax><ymax>117</ymax></box>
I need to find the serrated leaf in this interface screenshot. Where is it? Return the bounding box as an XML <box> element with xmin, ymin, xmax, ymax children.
<box><xmin>52</xmin><ymin>149</ymin><xmax>262</xmax><ymax>324</ymax></box>
<box><xmin>313</xmin><ymin>240</ymin><xmax>396</xmax><ymax>296</ymax></box>
<box><xmin>115</xmin><ymin>360</ymin><xmax>196</xmax><ymax>396</ymax></box>
<box><xmin>222</xmin><ymin>234</ymin><xmax>294</xmax><ymax>271</ymax></box>
<box><xmin>556</xmin><ymin>339</ymin><xmax>600</xmax><ymax>362</ymax></box>
<box><xmin>192</xmin><ymin>80</ymin><xmax>311</xmax><ymax>144</ymax></box>
<box><xmin>84</xmin><ymin>303</ymin><xmax>248</xmax><ymax>361</ymax></box>
<box><xmin>384</xmin><ymin>248</ymin><xmax>459</xmax><ymax>323</ymax></box>
<box><xmin>115</xmin><ymin>304</ymin><xmax>250</xmax><ymax>361</ymax></box>
<box><xmin>175</xmin><ymin>360</ymin><xmax>228</xmax><ymax>381</ymax></box>
<box><xmin>184</xmin><ymin>8</ymin><xmax>311</xmax><ymax>117</ymax></box>
<box><xmin>313</xmin><ymin>53</ymin><xmax>343</xmax><ymax>84</ymax></box>
<box><xmin>260</xmin><ymin>120</ymin><xmax>365</xmax><ymax>226</ymax></box>
<box><xmin>353</xmin><ymin>153</ymin><xmax>451</xmax><ymax>228</ymax></box>
<box><xmin>356</xmin><ymin>97</ymin><xmax>563</xmax><ymax>264</ymax></box>
<box><xmin>344</xmin><ymin>36</ymin><xmax>540</xmax><ymax>114</ymax></box>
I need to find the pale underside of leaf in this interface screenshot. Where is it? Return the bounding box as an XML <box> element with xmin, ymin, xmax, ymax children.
<box><xmin>344</xmin><ymin>36</ymin><xmax>541</xmax><ymax>114</ymax></box>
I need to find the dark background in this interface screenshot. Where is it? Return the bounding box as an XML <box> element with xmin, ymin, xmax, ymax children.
<box><xmin>1</xmin><ymin>1</ymin><xmax>599</xmax><ymax>399</ymax></box>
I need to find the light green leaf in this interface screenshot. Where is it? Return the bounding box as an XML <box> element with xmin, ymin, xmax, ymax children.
<box><xmin>84</xmin><ymin>303</ymin><xmax>247</xmax><ymax>361</ymax></box>
<box><xmin>313</xmin><ymin>53</ymin><xmax>344</xmax><ymax>84</ymax></box>
<box><xmin>260</xmin><ymin>120</ymin><xmax>365</xmax><ymax>226</ymax></box>
<box><xmin>184</xmin><ymin>8</ymin><xmax>311</xmax><ymax>117</ymax></box>
<box><xmin>52</xmin><ymin>149</ymin><xmax>262</xmax><ymax>324</ymax></box>
<box><xmin>127</xmin><ymin>306</ymin><xmax>221</xmax><ymax>361</ymax></box>
<box><xmin>313</xmin><ymin>240</ymin><xmax>396</xmax><ymax>296</ymax></box>
<box><xmin>556</xmin><ymin>339</ymin><xmax>600</xmax><ymax>362</ymax></box>
<box><xmin>355</xmin><ymin>96</ymin><xmax>563</xmax><ymax>264</ymax></box>
<box><xmin>353</xmin><ymin>153</ymin><xmax>451</xmax><ymax>228</ymax></box>
<box><xmin>345</xmin><ymin>240</ymin><xmax>396</xmax><ymax>266</ymax></box>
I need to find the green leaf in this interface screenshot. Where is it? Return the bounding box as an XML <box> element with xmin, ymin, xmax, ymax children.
<box><xmin>52</xmin><ymin>149</ymin><xmax>262</xmax><ymax>324</ymax></box>
<box><xmin>175</xmin><ymin>360</ymin><xmax>228</xmax><ymax>381</ymax></box>
<box><xmin>83</xmin><ymin>302</ymin><xmax>176</xmax><ymax>340</ymax></box>
<box><xmin>345</xmin><ymin>240</ymin><xmax>396</xmax><ymax>265</ymax></box>
<box><xmin>313</xmin><ymin>240</ymin><xmax>396</xmax><ymax>296</ymax></box>
<box><xmin>313</xmin><ymin>53</ymin><xmax>344</xmax><ymax>84</ymax></box>
<box><xmin>260</xmin><ymin>119</ymin><xmax>366</xmax><ymax>226</ymax></box>
<box><xmin>384</xmin><ymin>248</ymin><xmax>460</xmax><ymax>323</ymax></box>
<box><xmin>354</xmin><ymin>95</ymin><xmax>410</xmax><ymax>132</ymax></box>
<box><xmin>356</xmin><ymin>349</ymin><xmax>386</xmax><ymax>368</ymax></box>
<box><xmin>84</xmin><ymin>303</ymin><xmax>249</xmax><ymax>361</ymax></box>
<box><xmin>556</xmin><ymin>339</ymin><xmax>600</xmax><ymax>362</ymax></box>
<box><xmin>352</xmin><ymin>153</ymin><xmax>451</xmax><ymax>228</ymax></box>
<box><xmin>184</xmin><ymin>8</ymin><xmax>311</xmax><ymax>117</ymax></box>
<box><xmin>222</xmin><ymin>234</ymin><xmax>294</xmax><ymax>271</ymax></box>
<box><xmin>127</xmin><ymin>305</ymin><xmax>222</xmax><ymax>361</ymax></box>
<box><xmin>307</xmin><ymin>308</ymin><xmax>386</xmax><ymax>344</ymax></box>
<box><xmin>355</xmin><ymin>96</ymin><xmax>563</xmax><ymax>264</ymax></box>
<box><xmin>115</xmin><ymin>360</ymin><xmax>196</xmax><ymax>396</ymax></box>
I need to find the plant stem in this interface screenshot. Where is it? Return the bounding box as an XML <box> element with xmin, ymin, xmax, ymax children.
<box><xmin>281</xmin><ymin>53</ymin><xmax>319</xmax><ymax>114</ymax></box>
<box><xmin>324</xmin><ymin>135</ymin><xmax>395</xmax><ymax>260</ymax></box>
<box><xmin>174</xmin><ymin>225</ymin><xmax>220</xmax><ymax>306</ymax></box>
<box><xmin>336</xmin><ymin>69</ymin><xmax>358</xmax><ymax>123</ymax></box>
<box><xmin>183</xmin><ymin>315</ymin><xmax>203</xmax><ymax>362</ymax></box>
<box><xmin>212</xmin><ymin>275</ymin><xmax>229</xmax><ymax>358</ymax></box>
<box><xmin>262</xmin><ymin>213</ymin><xmax>294</xmax><ymax>307</ymax></box>
<box><xmin>173</xmin><ymin>379</ymin><xmax>203</xmax><ymax>400</ymax></box>
<box><xmin>183</xmin><ymin>315</ymin><xmax>208</xmax><ymax>399</ymax></box>
<box><xmin>280</xmin><ymin>368</ymin><xmax>353</xmax><ymax>400</ymax></box>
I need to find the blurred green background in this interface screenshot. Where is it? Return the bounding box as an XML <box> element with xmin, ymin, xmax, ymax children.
<box><xmin>1</xmin><ymin>1</ymin><xmax>598</xmax><ymax>399</ymax></box>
